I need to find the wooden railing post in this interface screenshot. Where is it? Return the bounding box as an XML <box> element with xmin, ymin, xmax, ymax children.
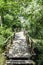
<box><xmin>13</xmin><ymin>32</ymin><xmax>15</xmax><ymax>39</ymax></box>
<box><xmin>25</xmin><ymin>30</ymin><xmax>34</xmax><ymax>54</ymax></box>
<box><xmin>11</xmin><ymin>34</ymin><xmax>13</xmax><ymax>44</ymax></box>
<box><xmin>31</xmin><ymin>39</ymin><xmax>33</xmax><ymax>54</ymax></box>
<box><xmin>26</xmin><ymin>35</ymin><xmax>30</xmax><ymax>44</ymax></box>
<box><xmin>11</xmin><ymin>36</ymin><xmax>13</xmax><ymax>44</ymax></box>
<box><xmin>25</xmin><ymin>31</ymin><xmax>30</xmax><ymax>45</ymax></box>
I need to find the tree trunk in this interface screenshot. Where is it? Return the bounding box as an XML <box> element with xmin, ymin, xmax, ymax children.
<box><xmin>0</xmin><ymin>16</ymin><xmax>2</xmax><ymax>28</ymax></box>
<box><xmin>1</xmin><ymin>11</ymin><xmax>4</xmax><ymax>27</ymax></box>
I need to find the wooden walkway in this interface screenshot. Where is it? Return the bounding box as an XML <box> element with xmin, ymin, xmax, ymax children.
<box><xmin>5</xmin><ymin>31</ymin><xmax>35</xmax><ymax>65</ymax></box>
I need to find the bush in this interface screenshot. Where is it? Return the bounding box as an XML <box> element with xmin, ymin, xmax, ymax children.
<box><xmin>1</xmin><ymin>28</ymin><xmax>12</xmax><ymax>38</ymax></box>
<box><xmin>5</xmin><ymin>28</ymin><xmax>12</xmax><ymax>38</ymax></box>
<box><xmin>34</xmin><ymin>40</ymin><xmax>43</xmax><ymax>65</ymax></box>
<box><xmin>0</xmin><ymin>35</ymin><xmax>5</xmax><ymax>49</ymax></box>
<box><xmin>0</xmin><ymin>27</ymin><xmax>12</xmax><ymax>50</ymax></box>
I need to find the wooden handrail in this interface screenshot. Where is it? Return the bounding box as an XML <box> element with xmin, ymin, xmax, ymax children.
<box><xmin>3</xmin><ymin>32</ymin><xmax>15</xmax><ymax>49</ymax></box>
<box><xmin>24</xmin><ymin>30</ymin><xmax>34</xmax><ymax>53</ymax></box>
<box><xmin>24</xmin><ymin>30</ymin><xmax>41</xmax><ymax>54</ymax></box>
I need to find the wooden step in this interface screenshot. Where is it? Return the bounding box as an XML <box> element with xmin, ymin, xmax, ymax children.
<box><xmin>5</xmin><ymin>53</ymin><xmax>32</xmax><ymax>60</ymax></box>
<box><xmin>6</xmin><ymin>60</ymin><xmax>35</xmax><ymax>65</ymax></box>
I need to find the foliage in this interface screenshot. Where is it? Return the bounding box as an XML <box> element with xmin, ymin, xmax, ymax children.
<box><xmin>0</xmin><ymin>35</ymin><xmax>5</xmax><ymax>48</ymax></box>
<box><xmin>21</xmin><ymin>0</ymin><xmax>43</xmax><ymax>64</ymax></box>
<box><xmin>22</xmin><ymin>0</ymin><xmax>43</xmax><ymax>39</ymax></box>
<box><xmin>3</xmin><ymin>14</ymin><xmax>14</xmax><ymax>27</ymax></box>
<box><xmin>34</xmin><ymin>40</ymin><xmax>43</xmax><ymax>65</ymax></box>
<box><xmin>1</xmin><ymin>28</ymin><xmax>12</xmax><ymax>38</ymax></box>
<box><xmin>0</xmin><ymin>26</ymin><xmax>12</xmax><ymax>49</ymax></box>
<box><xmin>0</xmin><ymin>0</ymin><xmax>22</xmax><ymax>54</ymax></box>
<box><xmin>0</xmin><ymin>0</ymin><xmax>43</xmax><ymax>65</ymax></box>
<box><xmin>0</xmin><ymin>53</ymin><xmax>6</xmax><ymax>65</ymax></box>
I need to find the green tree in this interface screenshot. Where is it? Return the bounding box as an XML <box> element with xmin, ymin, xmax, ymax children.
<box><xmin>22</xmin><ymin>0</ymin><xmax>43</xmax><ymax>39</ymax></box>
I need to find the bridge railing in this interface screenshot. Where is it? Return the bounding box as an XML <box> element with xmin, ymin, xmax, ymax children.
<box><xmin>24</xmin><ymin>30</ymin><xmax>35</xmax><ymax>53</ymax></box>
<box><xmin>3</xmin><ymin>32</ymin><xmax>15</xmax><ymax>52</ymax></box>
<box><xmin>24</xmin><ymin>30</ymin><xmax>41</xmax><ymax>54</ymax></box>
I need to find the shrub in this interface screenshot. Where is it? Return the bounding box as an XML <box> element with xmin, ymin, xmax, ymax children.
<box><xmin>1</xmin><ymin>28</ymin><xmax>12</xmax><ymax>38</ymax></box>
<box><xmin>0</xmin><ymin>35</ymin><xmax>5</xmax><ymax>49</ymax></box>
<box><xmin>34</xmin><ymin>40</ymin><xmax>43</xmax><ymax>65</ymax></box>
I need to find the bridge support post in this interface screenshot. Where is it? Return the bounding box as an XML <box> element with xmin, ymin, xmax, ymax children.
<box><xmin>11</xmin><ymin>36</ymin><xmax>13</xmax><ymax>44</ymax></box>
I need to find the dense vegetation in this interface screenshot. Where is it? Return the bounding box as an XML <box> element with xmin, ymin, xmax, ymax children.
<box><xmin>0</xmin><ymin>0</ymin><xmax>43</xmax><ymax>65</ymax></box>
<box><xmin>0</xmin><ymin>0</ymin><xmax>22</xmax><ymax>50</ymax></box>
<box><xmin>22</xmin><ymin>0</ymin><xmax>43</xmax><ymax>65</ymax></box>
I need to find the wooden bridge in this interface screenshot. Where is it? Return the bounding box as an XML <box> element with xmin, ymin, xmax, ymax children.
<box><xmin>5</xmin><ymin>31</ymin><xmax>35</xmax><ymax>65</ymax></box>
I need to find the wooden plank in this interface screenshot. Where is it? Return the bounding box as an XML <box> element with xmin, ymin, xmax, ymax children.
<box><xmin>6</xmin><ymin>60</ymin><xmax>35</xmax><ymax>65</ymax></box>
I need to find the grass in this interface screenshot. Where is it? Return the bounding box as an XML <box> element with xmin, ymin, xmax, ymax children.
<box><xmin>0</xmin><ymin>53</ymin><xmax>6</xmax><ymax>65</ymax></box>
<box><xmin>0</xmin><ymin>48</ymin><xmax>6</xmax><ymax>65</ymax></box>
<box><xmin>0</xmin><ymin>35</ymin><xmax>6</xmax><ymax>65</ymax></box>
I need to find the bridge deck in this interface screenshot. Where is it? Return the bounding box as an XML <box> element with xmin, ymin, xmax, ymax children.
<box><xmin>5</xmin><ymin>31</ymin><xmax>35</xmax><ymax>65</ymax></box>
<box><xmin>8</xmin><ymin>31</ymin><xmax>31</xmax><ymax>58</ymax></box>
